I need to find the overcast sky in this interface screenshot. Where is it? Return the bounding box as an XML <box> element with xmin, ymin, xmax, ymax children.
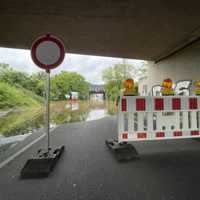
<box><xmin>0</xmin><ymin>47</ymin><xmax>145</xmax><ymax>84</ymax></box>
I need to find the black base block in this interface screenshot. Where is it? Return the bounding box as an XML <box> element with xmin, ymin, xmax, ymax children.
<box><xmin>105</xmin><ymin>139</ymin><xmax>139</xmax><ymax>161</ymax></box>
<box><xmin>20</xmin><ymin>145</ymin><xmax>65</xmax><ymax>179</ymax></box>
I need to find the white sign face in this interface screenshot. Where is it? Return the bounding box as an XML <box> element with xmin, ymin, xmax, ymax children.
<box><xmin>36</xmin><ymin>41</ymin><xmax>60</xmax><ymax>66</ymax></box>
<box><xmin>31</xmin><ymin>34</ymin><xmax>65</xmax><ymax>70</ymax></box>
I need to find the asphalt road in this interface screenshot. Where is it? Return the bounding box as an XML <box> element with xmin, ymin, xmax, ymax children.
<box><xmin>1</xmin><ymin>116</ymin><xmax>200</xmax><ymax>200</ymax></box>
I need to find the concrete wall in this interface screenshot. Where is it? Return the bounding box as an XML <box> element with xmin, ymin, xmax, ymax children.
<box><xmin>139</xmin><ymin>40</ymin><xmax>200</xmax><ymax>95</ymax></box>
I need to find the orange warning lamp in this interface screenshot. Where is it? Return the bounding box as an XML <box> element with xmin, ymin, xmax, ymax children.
<box><xmin>123</xmin><ymin>78</ymin><xmax>137</xmax><ymax>96</ymax></box>
<box><xmin>161</xmin><ymin>78</ymin><xmax>175</xmax><ymax>95</ymax></box>
<box><xmin>194</xmin><ymin>80</ymin><xmax>200</xmax><ymax>95</ymax></box>
<box><xmin>124</xmin><ymin>78</ymin><xmax>134</xmax><ymax>90</ymax></box>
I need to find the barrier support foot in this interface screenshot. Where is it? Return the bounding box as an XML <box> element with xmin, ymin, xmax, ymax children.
<box><xmin>20</xmin><ymin>145</ymin><xmax>65</xmax><ymax>179</ymax></box>
<box><xmin>105</xmin><ymin>139</ymin><xmax>139</xmax><ymax>161</ymax></box>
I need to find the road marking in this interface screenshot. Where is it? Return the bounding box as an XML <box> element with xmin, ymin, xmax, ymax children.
<box><xmin>0</xmin><ymin>127</ymin><xmax>58</xmax><ymax>169</ymax></box>
<box><xmin>0</xmin><ymin>133</ymin><xmax>46</xmax><ymax>169</ymax></box>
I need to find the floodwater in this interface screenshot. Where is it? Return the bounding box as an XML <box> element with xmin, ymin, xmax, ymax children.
<box><xmin>86</xmin><ymin>109</ymin><xmax>107</xmax><ymax>121</ymax></box>
<box><xmin>0</xmin><ymin>100</ymin><xmax>116</xmax><ymax>148</ymax></box>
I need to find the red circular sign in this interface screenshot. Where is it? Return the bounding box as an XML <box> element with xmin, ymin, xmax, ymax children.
<box><xmin>31</xmin><ymin>34</ymin><xmax>65</xmax><ymax>70</ymax></box>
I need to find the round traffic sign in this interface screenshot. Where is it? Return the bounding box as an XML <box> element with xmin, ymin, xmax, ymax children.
<box><xmin>31</xmin><ymin>34</ymin><xmax>65</xmax><ymax>70</ymax></box>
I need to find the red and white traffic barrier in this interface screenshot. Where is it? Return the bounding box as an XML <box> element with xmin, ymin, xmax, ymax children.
<box><xmin>118</xmin><ymin>96</ymin><xmax>200</xmax><ymax>142</ymax></box>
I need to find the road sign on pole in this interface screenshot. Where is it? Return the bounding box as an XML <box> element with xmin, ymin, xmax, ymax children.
<box><xmin>31</xmin><ymin>33</ymin><xmax>65</xmax><ymax>154</ymax></box>
<box><xmin>31</xmin><ymin>33</ymin><xmax>65</xmax><ymax>71</ymax></box>
<box><xmin>21</xmin><ymin>34</ymin><xmax>65</xmax><ymax>178</ymax></box>
<box><xmin>31</xmin><ymin>33</ymin><xmax>65</xmax><ymax>153</ymax></box>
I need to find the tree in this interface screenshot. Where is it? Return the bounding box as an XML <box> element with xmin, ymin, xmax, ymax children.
<box><xmin>30</xmin><ymin>72</ymin><xmax>46</xmax><ymax>96</ymax></box>
<box><xmin>51</xmin><ymin>71</ymin><xmax>90</xmax><ymax>100</ymax></box>
<box><xmin>0</xmin><ymin>63</ymin><xmax>35</xmax><ymax>89</ymax></box>
<box><xmin>102</xmin><ymin>60</ymin><xmax>146</xmax><ymax>100</ymax></box>
<box><xmin>0</xmin><ymin>64</ymin><xmax>47</xmax><ymax>96</ymax></box>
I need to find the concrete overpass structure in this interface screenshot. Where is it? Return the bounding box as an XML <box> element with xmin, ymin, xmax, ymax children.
<box><xmin>89</xmin><ymin>84</ymin><xmax>105</xmax><ymax>100</ymax></box>
<box><xmin>1</xmin><ymin>1</ymin><xmax>200</xmax><ymax>62</ymax></box>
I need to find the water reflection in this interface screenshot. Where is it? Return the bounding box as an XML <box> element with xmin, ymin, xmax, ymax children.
<box><xmin>86</xmin><ymin>109</ymin><xmax>107</xmax><ymax>121</ymax></box>
<box><xmin>0</xmin><ymin>100</ymin><xmax>117</xmax><ymax>139</ymax></box>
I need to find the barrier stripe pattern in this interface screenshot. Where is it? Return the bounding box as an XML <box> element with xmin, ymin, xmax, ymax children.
<box><xmin>120</xmin><ymin>96</ymin><xmax>200</xmax><ymax>112</ymax></box>
<box><xmin>118</xmin><ymin>96</ymin><xmax>200</xmax><ymax>142</ymax></box>
<box><xmin>120</xmin><ymin>130</ymin><xmax>200</xmax><ymax>141</ymax></box>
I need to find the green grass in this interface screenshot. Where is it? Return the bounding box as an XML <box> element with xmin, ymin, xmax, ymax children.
<box><xmin>0</xmin><ymin>81</ymin><xmax>44</xmax><ymax>136</ymax></box>
<box><xmin>0</xmin><ymin>82</ymin><xmax>42</xmax><ymax>109</ymax></box>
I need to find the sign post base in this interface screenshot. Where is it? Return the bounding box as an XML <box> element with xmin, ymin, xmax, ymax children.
<box><xmin>20</xmin><ymin>145</ymin><xmax>65</xmax><ymax>179</ymax></box>
<box><xmin>105</xmin><ymin>139</ymin><xmax>139</xmax><ymax>161</ymax></box>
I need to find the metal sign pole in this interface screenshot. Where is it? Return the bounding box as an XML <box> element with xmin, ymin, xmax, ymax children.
<box><xmin>46</xmin><ymin>70</ymin><xmax>50</xmax><ymax>154</ymax></box>
<box><xmin>21</xmin><ymin>34</ymin><xmax>65</xmax><ymax>179</ymax></box>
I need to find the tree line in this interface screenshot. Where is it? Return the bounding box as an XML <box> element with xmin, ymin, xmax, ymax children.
<box><xmin>0</xmin><ymin>64</ymin><xmax>90</xmax><ymax>101</ymax></box>
<box><xmin>0</xmin><ymin>61</ymin><xmax>147</xmax><ymax>104</ymax></box>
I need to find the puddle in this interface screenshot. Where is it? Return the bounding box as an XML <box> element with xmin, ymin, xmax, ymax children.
<box><xmin>86</xmin><ymin>109</ymin><xmax>107</xmax><ymax>121</ymax></box>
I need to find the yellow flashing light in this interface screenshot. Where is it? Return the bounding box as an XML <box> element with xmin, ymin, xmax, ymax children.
<box><xmin>194</xmin><ymin>80</ymin><xmax>200</xmax><ymax>95</ymax></box>
<box><xmin>123</xmin><ymin>78</ymin><xmax>137</xmax><ymax>96</ymax></box>
<box><xmin>161</xmin><ymin>78</ymin><xmax>175</xmax><ymax>96</ymax></box>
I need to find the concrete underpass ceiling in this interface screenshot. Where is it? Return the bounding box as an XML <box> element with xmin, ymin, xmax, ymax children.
<box><xmin>1</xmin><ymin>1</ymin><xmax>200</xmax><ymax>61</ymax></box>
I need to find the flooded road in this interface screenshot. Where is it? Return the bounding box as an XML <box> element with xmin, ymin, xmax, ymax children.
<box><xmin>86</xmin><ymin>109</ymin><xmax>107</xmax><ymax>121</ymax></box>
<box><xmin>0</xmin><ymin>100</ymin><xmax>116</xmax><ymax>148</ymax></box>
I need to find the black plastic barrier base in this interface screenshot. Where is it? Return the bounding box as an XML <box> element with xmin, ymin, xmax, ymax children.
<box><xmin>105</xmin><ymin>139</ymin><xmax>139</xmax><ymax>161</ymax></box>
<box><xmin>20</xmin><ymin>145</ymin><xmax>65</xmax><ymax>179</ymax></box>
